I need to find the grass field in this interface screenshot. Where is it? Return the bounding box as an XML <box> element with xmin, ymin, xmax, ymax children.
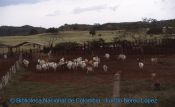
<box><xmin>0</xmin><ymin>31</ymin><xmax>117</xmax><ymax>46</ymax></box>
<box><xmin>0</xmin><ymin>30</ymin><xmax>165</xmax><ymax>54</ymax></box>
<box><xmin>0</xmin><ymin>31</ymin><xmax>165</xmax><ymax>46</ymax></box>
<box><xmin>0</xmin><ymin>31</ymin><xmax>119</xmax><ymax>53</ymax></box>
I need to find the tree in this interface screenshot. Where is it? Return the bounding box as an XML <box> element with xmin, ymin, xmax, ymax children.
<box><xmin>48</xmin><ymin>35</ymin><xmax>58</xmax><ymax>49</ymax></box>
<box><xmin>94</xmin><ymin>23</ymin><xmax>101</xmax><ymax>30</ymax></box>
<box><xmin>46</xmin><ymin>27</ymin><xmax>58</xmax><ymax>34</ymax></box>
<box><xmin>29</xmin><ymin>29</ymin><xmax>38</xmax><ymax>35</ymax></box>
<box><xmin>142</xmin><ymin>17</ymin><xmax>157</xmax><ymax>24</ymax></box>
<box><xmin>142</xmin><ymin>17</ymin><xmax>162</xmax><ymax>34</ymax></box>
<box><xmin>89</xmin><ymin>28</ymin><xmax>96</xmax><ymax>37</ymax></box>
<box><xmin>46</xmin><ymin>27</ymin><xmax>59</xmax><ymax>49</ymax></box>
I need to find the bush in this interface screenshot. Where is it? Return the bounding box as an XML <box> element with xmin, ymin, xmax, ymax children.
<box><xmin>46</xmin><ymin>27</ymin><xmax>58</xmax><ymax>34</ymax></box>
<box><xmin>53</xmin><ymin>42</ymin><xmax>80</xmax><ymax>51</ymax></box>
<box><xmin>113</xmin><ymin>37</ymin><xmax>120</xmax><ymax>43</ymax></box>
<box><xmin>98</xmin><ymin>34</ymin><xmax>102</xmax><ymax>37</ymax></box>
<box><xmin>147</xmin><ymin>27</ymin><xmax>162</xmax><ymax>34</ymax></box>
<box><xmin>88</xmin><ymin>38</ymin><xmax>105</xmax><ymax>48</ymax></box>
<box><xmin>42</xmin><ymin>46</ymin><xmax>50</xmax><ymax>53</ymax></box>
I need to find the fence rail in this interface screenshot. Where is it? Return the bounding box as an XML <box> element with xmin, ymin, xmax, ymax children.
<box><xmin>0</xmin><ymin>57</ymin><xmax>22</xmax><ymax>92</ymax></box>
<box><xmin>48</xmin><ymin>38</ymin><xmax>175</xmax><ymax>55</ymax></box>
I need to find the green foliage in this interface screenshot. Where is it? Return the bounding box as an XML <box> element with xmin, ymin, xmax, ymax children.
<box><xmin>42</xmin><ymin>46</ymin><xmax>50</xmax><ymax>53</ymax></box>
<box><xmin>147</xmin><ymin>27</ymin><xmax>162</xmax><ymax>34</ymax></box>
<box><xmin>87</xmin><ymin>38</ymin><xmax>105</xmax><ymax>48</ymax></box>
<box><xmin>98</xmin><ymin>34</ymin><xmax>102</xmax><ymax>37</ymax></box>
<box><xmin>59</xmin><ymin>24</ymin><xmax>91</xmax><ymax>31</ymax></box>
<box><xmin>46</xmin><ymin>27</ymin><xmax>58</xmax><ymax>34</ymax></box>
<box><xmin>29</xmin><ymin>29</ymin><xmax>38</xmax><ymax>35</ymax></box>
<box><xmin>89</xmin><ymin>28</ymin><xmax>96</xmax><ymax>37</ymax></box>
<box><xmin>113</xmin><ymin>37</ymin><xmax>120</xmax><ymax>42</ymax></box>
<box><xmin>54</xmin><ymin>42</ymin><xmax>80</xmax><ymax>51</ymax></box>
<box><xmin>58</xmin><ymin>18</ymin><xmax>175</xmax><ymax>31</ymax></box>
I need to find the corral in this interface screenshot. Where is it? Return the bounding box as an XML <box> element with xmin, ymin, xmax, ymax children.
<box><xmin>2</xmin><ymin>52</ymin><xmax>175</xmax><ymax>107</ymax></box>
<box><xmin>0</xmin><ymin>31</ymin><xmax>175</xmax><ymax>107</ymax></box>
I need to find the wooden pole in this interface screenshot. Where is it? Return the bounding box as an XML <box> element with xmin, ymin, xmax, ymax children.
<box><xmin>112</xmin><ymin>73</ymin><xmax>121</xmax><ymax>107</ymax></box>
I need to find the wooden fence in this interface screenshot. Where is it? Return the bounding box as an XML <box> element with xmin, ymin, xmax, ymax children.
<box><xmin>0</xmin><ymin>55</ymin><xmax>23</xmax><ymax>93</ymax></box>
<box><xmin>51</xmin><ymin>38</ymin><xmax>175</xmax><ymax>55</ymax></box>
<box><xmin>113</xmin><ymin>73</ymin><xmax>121</xmax><ymax>107</ymax></box>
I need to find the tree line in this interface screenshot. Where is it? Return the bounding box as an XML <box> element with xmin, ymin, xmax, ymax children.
<box><xmin>59</xmin><ymin>18</ymin><xmax>175</xmax><ymax>31</ymax></box>
<box><xmin>0</xmin><ymin>18</ymin><xmax>175</xmax><ymax>36</ymax></box>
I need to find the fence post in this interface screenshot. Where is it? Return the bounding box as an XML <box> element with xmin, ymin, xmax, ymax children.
<box><xmin>112</xmin><ymin>73</ymin><xmax>121</xmax><ymax>107</ymax></box>
<box><xmin>19</xmin><ymin>53</ymin><xmax>23</xmax><ymax>65</ymax></box>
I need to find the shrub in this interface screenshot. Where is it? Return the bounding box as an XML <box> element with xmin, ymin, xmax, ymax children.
<box><xmin>87</xmin><ymin>38</ymin><xmax>105</xmax><ymax>48</ymax></box>
<box><xmin>53</xmin><ymin>42</ymin><xmax>80</xmax><ymax>51</ymax></box>
<box><xmin>98</xmin><ymin>34</ymin><xmax>102</xmax><ymax>37</ymax></box>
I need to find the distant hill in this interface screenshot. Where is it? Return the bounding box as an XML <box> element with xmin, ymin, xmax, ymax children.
<box><xmin>0</xmin><ymin>25</ymin><xmax>46</xmax><ymax>36</ymax></box>
<box><xmin>0</xmin><ymin>18</ymin><xmax>175</xmax><ymax>36</ymax></box>
<box><xmin>58</xmin><ymin>19</ymin><xmax>175</xmax><ymax>31</ymax></box>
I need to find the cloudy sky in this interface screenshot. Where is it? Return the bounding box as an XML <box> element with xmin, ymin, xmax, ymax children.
<box><xmin>0</xmin><ymin>0</ymin><xmax>175</xmax><ymax>28</ymax></box>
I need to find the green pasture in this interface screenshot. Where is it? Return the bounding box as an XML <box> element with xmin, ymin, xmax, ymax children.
<box><xmin>0</xmin><ymin>31</ymin><xmax>164</xmax><ymax>46</ymax></box>
<box><xmin>0</xmin><ymin>30</ymin><xmax>166</xmax><ymax>53</ymax></box>
<box><xmin>0</xmin><ymin>31</ymin><xmax>116</xmax><ymax>46</ymax></box>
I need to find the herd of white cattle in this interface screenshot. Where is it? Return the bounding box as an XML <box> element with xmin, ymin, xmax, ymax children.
<box><xmin>22</xmin><ymin>53</ymin><xmax>158</xmax><ymax>73</ymax></box>
<box><xmin>23</xmin><ymin>54</ymin><xmax>109</xmax><ymax>73</ymax></box>
<box><xmin>0</xmin><ymin>52</ymin><xmax>159</xmax><ymax>90</ymax></box>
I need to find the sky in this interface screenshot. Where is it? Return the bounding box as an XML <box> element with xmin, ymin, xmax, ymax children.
<box><xmin>0</xmin><ymin>0</ymin><xmax>175</xmax><ymax>28</ymax></box>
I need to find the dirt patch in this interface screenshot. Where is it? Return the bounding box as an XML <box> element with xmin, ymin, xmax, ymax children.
<box><xmin>20</xmin><ymin>54</ymin><xmax>175</xmax><ymax>85</ymax></box>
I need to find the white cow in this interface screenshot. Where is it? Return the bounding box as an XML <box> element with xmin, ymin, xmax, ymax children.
<box><xmin>48</xmin><ymin>50</ymin><xmax>52</xmax><ymax>58</ymax></box>
<box><xmin>138</xmin><ymin>62</ymin><xmax>144</xmax><ymax>69</ymax></box>
<box><xmin>86</xmin><ymin>66</ymin><xmax>93</xmax><ymax>73</ymax></box>
<box><xmin>3</xmin><ymin>54</ymin><xmax>7</xmax><ymax>59</ymax></box>
<box><xmin>151</xmin><ymin>57</ymin><xmax>158</xmax><ymax>64</ymax></box>
<box><xmin>36</xmin><ymin>64</ymin><xmax>42</xmax><ymax>71</ymax></box>
<box><xmin>67</xmin><ymin>61</ymin><xmax>73</xmax><ymax>70</ymax></box>
<box><xmin>93</xmin><ymin>61</ymin><xmax>99</xmax><ymax>68</ymax></box>
<box><xmin>23</xmin><ymin>59</ymin><xmax>29</xmax><ymax>67</ymax></box>
<box><xmin>104</xmin><ymin>53</ymin><xmax>110</xmax><ymax>59</ymax></box>
<box><xmin>118</xmin><ymin>54</ymin><xmax>126</xmax><ymax>61</ymax></box>
<box><xmin>103</xmin><ymin>65</ymin><xmax>108</xmax><ymax>72</ymax></box>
